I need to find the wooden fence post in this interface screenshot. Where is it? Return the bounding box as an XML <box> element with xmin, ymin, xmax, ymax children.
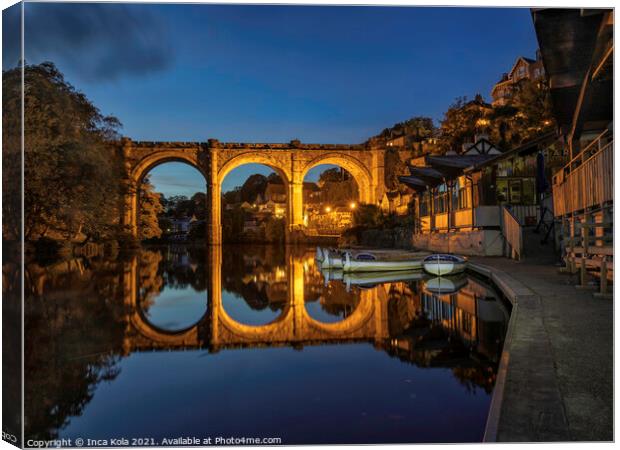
<box><xmin>569</xmin><ymin>216</ymin><xmax>576</xmax><ymax>273</ymax></box>
<box><xmin>600</xmin><ymin>256</ymin><xmax>608</xmax><ymax>294</ymax></box>
<box><xmin>580</xmin><ymin>256</ymin><xmax>587</xmax><ymax>287</ymax></box>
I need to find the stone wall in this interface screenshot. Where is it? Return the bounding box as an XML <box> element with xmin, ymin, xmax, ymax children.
<box><xmin>411</xmin><ymin>230</ymin><xmax>504</xmax><ymax>256</ymax></box>
<box><xmin>339</xmin><ymin>227</ymin><xmax>414</xmax><ymax>249</ymax></box>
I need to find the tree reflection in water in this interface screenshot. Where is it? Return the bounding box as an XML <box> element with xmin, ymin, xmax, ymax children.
<box><xmin>22</xmin><ymin>258</ymin><xmax>128</xmax><ymax>440</ymax></box>
<box><xmin>15</xmin><ymin>245</ymin><xmax>509</xmax><ymax>442</ymax></box>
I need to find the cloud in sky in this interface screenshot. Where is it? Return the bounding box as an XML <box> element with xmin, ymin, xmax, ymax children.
<box><xmin>3</xmin><ymin>3</ymin><xmax>173</xmax><ymax>81</ymax></box>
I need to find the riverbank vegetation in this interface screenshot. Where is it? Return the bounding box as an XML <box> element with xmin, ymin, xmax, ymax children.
<box><xmin>3</xmin><ymin>62</ymin><xmax>126</xmax><ymax>256</ymax></box>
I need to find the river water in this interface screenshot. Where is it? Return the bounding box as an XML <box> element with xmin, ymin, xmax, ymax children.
<box><xmin>18</xmin><ymin>245</ymin><xmax>510</xmax><ymax>444</ymax></box>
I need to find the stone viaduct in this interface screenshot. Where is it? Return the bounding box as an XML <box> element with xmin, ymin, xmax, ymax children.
<box><xmin>120</xmin><ymin>138</ymin><xmax>389</xmax><ymax>243</ymax></box>
<box><xmin>121</xmin><ymin>246</ymin><xmax>391</xmax><ymax>354</ymax></box>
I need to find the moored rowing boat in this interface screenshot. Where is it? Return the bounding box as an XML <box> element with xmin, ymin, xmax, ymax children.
<box><xmin>320</xmin><ymin>249</ymin><xmax>345</xmax><ymax>269</ymax></box>
<box><xmin>315</xmin><ymin>246</ymin><xmax>325</xmax><ymax>263</ymax></box>
<box><xmin>343</xmin><ymin>270</ymin><xmax>428</xmax><ymax>289</ymax></box>
<box><xmin>342</xmin><ymin>251</ymin><xmax>424</xmax><ymax>273</ymax></box>
<box><xmin>422</xmin><ymin>254</ymin><xmax>467</xmax><ymax>276</ymax></box>
<box><xmin>423</xmin><ymin>274</ymin><xmax>468</xmax><ymax>294</ymax></box>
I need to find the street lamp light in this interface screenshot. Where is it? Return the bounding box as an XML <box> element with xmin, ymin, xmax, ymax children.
<box><xmin>349</xmin><ymin>202</ymin><xmax>357</xmax><ymax>210</ymax></box>
<box><xmin>325</xmin><ymin>206</ymin><xmax>331</xmax><ymax>213</ymax></box>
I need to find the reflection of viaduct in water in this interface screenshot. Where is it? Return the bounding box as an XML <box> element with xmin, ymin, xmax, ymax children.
<box><xmin>120</xmin><ymin>139</ymin><xmax>389</xmax><ymax>243</ymax></box>
<box><xmin>122</xmin><ymin>247</ymin><xmax>390</xmax><ymax>354</ymax></box>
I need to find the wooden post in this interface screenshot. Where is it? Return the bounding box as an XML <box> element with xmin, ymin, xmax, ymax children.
<box><xmin>568</xmin><ymin>216</ymin><xmax>576</xmax><ymax>273</ymax></box>
<box><xmin>581</xmin><ymin>216</ymin><xmax>590</xmax><ymax>255</ymax></box>
<box><xmin>600</xmin><ymin>256</ymin><xmax>608</xmax><ymax>294</ymax></box>
<box><xmin>580</xmin><ymin>256</ymin><xmax>587</xmax><ymax>288</ymax></box>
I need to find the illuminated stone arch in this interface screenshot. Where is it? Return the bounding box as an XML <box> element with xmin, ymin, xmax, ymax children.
<box><xmin>300</xmin><ymin>153</ymin><xmax>373</xmax><ymax>204</ymax></box>
<box><xmin>212</xmin><ymin>152</ymin><xmax>293</xmax><ymax>243</ymax></box>
<box><xmin>130</xmin><ymin>151</ymin><xmax>206</xmax><ymax>184</ymax></box>
<box><xmin>122</xmin><ymin>249</ymin><xmax>390</xmax><ymax>352</ymax></box>
<box><xmin>127</xmin><ymin>150</ymin><xmax>207</xmax><ymax>238</ymax></box>
<box><xmin>122</xmin><ymin>256</ymin><xmax>205</xmax><ymax>350</ymax></box>
<box><xmin>216</xmin><ymin>152</ymin><xmax>293</xmax><ymax>186</ymax></box>
<box><xmin>128</xmin><ymin>309</ymin><xmax>201</xmax><ymax>348</ymax></box>
<box><xmin>301</xmin><ymin>288</ymin><xmax>376</xmax><ymax>336</ymax></box>
<box><xmin>216</xmin><ymin>303</ymin><xmax>296</xmax><ymax>344</ymax></box>
<box><xmin>120</xmin><ymin>139</ymin><xmax>388</xmax><ymax>243</ymax></box>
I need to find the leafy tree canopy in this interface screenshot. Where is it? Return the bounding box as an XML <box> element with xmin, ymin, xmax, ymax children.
<box><xmin>437</xmin><ymin>83</ymin><xmax>554</xmax><ymax>153</ymax></box>
<box><xmin>139</xmin><ymin>177</ymin><xmax>164</xmax><ymax>240</ymax></box>
<box><xmin>3</xmin><ymin>62</ymin><xmax>124</xmax><ymax>243</ymax></box>
<box><xmin>376</xmin><ymin>116</ymin><xmax>436</xmax><ymax>142</ymax></box>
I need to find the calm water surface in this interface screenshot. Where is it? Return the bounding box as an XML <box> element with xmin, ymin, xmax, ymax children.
<box><xmin>19</xmin><ymin>245</ymin><xmax>510</xmax><ymax>444</ymax></box>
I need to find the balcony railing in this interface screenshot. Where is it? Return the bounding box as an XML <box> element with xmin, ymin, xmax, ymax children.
<box><xmin>553</xmin><ymin>130</ymin><xmax>613</xmax><ymax>217</ymax></box>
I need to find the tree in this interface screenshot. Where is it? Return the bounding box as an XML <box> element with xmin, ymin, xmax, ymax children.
<box><xmin>352</xmin><ymin>204</ymin><xmax>383</xmax><ymax>228</ymax></box>
<box><xmin>508</xmin><ymin>79</ymin><xmax>555</xmax><ymax>142</ymax></box>
<box><xmin>487</xmin><ymin>80</ymin><xmax>554</xmax><ymax>148</ymax></box>
<box><xmin>221</xmin><ymin>208</ymin><xmax>245</xmax><ymax>242</ymax></box>
<box><xmin>240</xmin><ymin>174</ymin><xmax>268</xmax><ymax>203</ymax></box>
<box><xmin>375</xmin><ymin>116</ymin><xmax>436</xmax><ymax>142</ymax></box>
<box><xmin>320</xmin><ymin>180</ymin><xmax>358</xmax><ymax>204</ymax></box>
<box><xmin>384</xmin><ymin>148</ymin><xmax>408</xmax><ymax>191</ymax></box>
<box><xmin>138</xmin><ymin>177</ymin><xmax>164</xmax><ymax>240</ymax></box>
<box><xmin>437</xmin><ymin>95</ymin><xmax>490</xmax><ymax>153</ymax></box>
<box><xmin>190</xmin><ymin>192</ymin><xmax>207</xmax><ymax>220</ymax></box>
<box><xmin>164</xmin><ymin>195</ymin><xmax>191</xmax><ymax>218</ymax></box>
<box><xmin>438</xmin><ymin>84</ymin><xmax>555</xmax><ymax>154</ymax></box>
<box><xmin>222</xmin><ymin>187</ymin><xmax>241</xmax><ymax>206</ymax></box>
<box><xmin>319</xmin><ymin>167</ymin><xmax>348</xmax><ymax>183</ymax></box>
<box><xmin>3</xmin><ymin>62</ymin><xmax>124</xmax><ymax>243</ymax></box>
<box><xmin>264</xmin><ymin>217</ymin><xmax>285</xmax><ymax>243</ymax></box>
<box><xmin>267</xmin><ymin>172</ymin><xmax>283</xmax><ymax>184</ymax></box>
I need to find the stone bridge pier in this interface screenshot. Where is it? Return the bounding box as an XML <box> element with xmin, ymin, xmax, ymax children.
<box><xmin>120</xmin><ymin>138</ymin><xmax>388</xmax><ymax>244</ymax></box>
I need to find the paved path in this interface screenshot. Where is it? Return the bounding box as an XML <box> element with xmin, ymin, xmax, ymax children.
<box><xmin>471</xmin><ymin>257</ymin><xmax>613</xmax><ymax>442</ymax></box>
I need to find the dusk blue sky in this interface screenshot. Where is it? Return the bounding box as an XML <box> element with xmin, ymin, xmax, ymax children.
<box><xmin>7</xmin><ymin>3</ymin><xmax>539</xmax><ymax>196</ymax></box>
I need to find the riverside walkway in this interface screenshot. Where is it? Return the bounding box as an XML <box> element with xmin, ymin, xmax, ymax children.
<box><xmin>471</xmin><ymin>256</ymin><xmax>613</xmax><ymax>442</ymax></box>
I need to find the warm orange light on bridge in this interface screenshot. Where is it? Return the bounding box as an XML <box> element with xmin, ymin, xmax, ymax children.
<box><xmin>325</xmin><ymin>206</ymin><xmax>332</xmax><ymax>213</ymax></box>
<box><xmin>349</xmin><ymin>202</ymin><xmax>357</xmax><ymax>210</ymax></box>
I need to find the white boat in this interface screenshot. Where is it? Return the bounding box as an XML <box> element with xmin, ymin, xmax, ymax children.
<box><xmin>321</xmin><ymin>268</ymin><xmax>343</xmax><ymax>286</ymax></box>
<box><xmin>423</xmin><ymin>275</ymin><xmax>468</xmax><ymax>294</ymax></box>
<box><xmin>342</xmin><ymin>251</ymin><xmax>424</xmax><ymax>273</ymax></box>
<box><xmin>320</xmin><ymin>249</ymin><xmax>344</xmax><ymax>269</ymax></box>
<box><xmin>343</xmin><ymin>270</ymin><xmax>428</xmax><ymax>290</ymax></box>
<box><xmin>315</xmin><ymin>246</ymin><xmax>325</xmax><ymax>263</ymax></box>
<box><xmin>422</xmin><ymin>254</ymin><xmax>467</xmax><ymax>276</ymax></box>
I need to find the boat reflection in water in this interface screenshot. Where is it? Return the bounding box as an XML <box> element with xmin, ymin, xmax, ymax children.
<box><xmin>17</xmin><ymin>245</ymin><xmax>510</xmax><ymax>444</ymax></box>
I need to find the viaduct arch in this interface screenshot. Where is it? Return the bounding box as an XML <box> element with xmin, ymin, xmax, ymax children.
<box><xmin>120</xmin><ymin>138</ymin><xmax>388</xmax><ymax>244</ymax></box>
<box><xmin>122</xmin><ymin>246</ymin><xmax>391</xmax><ymax>353</ymax></box>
